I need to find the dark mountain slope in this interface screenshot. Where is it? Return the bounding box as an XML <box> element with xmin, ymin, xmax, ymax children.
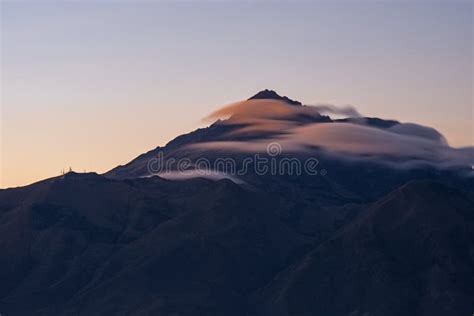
<box><xmin>53</xmin><ymin>180</ymin><xmax>305</xmax><ymax>316</ymax></box>
<box><xmin>2</xmin><ymin>91</ymin><xmax>473</xmax><ymax>315</ymax></box>
<box><xmin>1</xmin><ymin>173</ymin><xmax>305</xmax><ymax>315</ymax></box>
<box><xmin>1</xmin><ymin>171</ymin><xmax>472</xmax><ymax>315</ymax></box>
<box><xmin>255</xmin><ymin>180</ymin><xmax>474</xmax><ymax>316</ymax></box>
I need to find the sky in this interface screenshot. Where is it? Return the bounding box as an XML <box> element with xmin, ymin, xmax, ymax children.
<box><xmin>1</xmin><ymin>0</ymin><xmax>473</xmax><ymax>188</ymax></box>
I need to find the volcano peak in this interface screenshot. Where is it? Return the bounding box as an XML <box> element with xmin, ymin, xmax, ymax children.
<box><xmin>248</xmin><ymin>89</ymin><xmax>302</xmax><ymax>106</ymax></box>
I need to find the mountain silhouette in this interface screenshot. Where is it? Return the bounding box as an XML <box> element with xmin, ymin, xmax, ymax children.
<box><xmin>1</xmin><ymin>92</ymin><xmax>473</xmax><ymax>315</ymax></box>
<box><xmin>255</xmin><ymin>180</ymin><xmax>474</xmax><ymax>316</ymax></box>
<box><xmin>248</xmin><ymin>89</ymin><xmax>302</xmax><ymax>106</ymax></box>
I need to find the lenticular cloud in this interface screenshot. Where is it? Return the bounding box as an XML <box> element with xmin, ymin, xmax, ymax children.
<box><xmin>194</xmin><ymin>98</ymin><xmax>473</xmax><ymax>170</ymax></box>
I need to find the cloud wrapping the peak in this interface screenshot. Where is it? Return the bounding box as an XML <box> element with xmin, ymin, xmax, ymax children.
<box><xmin>387</xmin><ymin>123</ymin><xmax>448</xmax><ymax>145</ymax></box>
<box><xmin>193</xmin><ymin>98</ymin><xmax>473</xmax><ymax>170</ymax></box>
<box><xmin>203</xmin><ymin>99</ymin><xmax>322</xmax><ymax>123</ymax></box>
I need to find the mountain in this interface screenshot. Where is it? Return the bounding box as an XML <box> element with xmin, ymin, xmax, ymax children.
<box><xmin>0</xmin><ymin>173</ymin><xmax>297</xmax><ymax>315</ymax></box>
<box><xmin>106</xmin><ymin>90</ymin><xmax>472</xmax><ymax>181</ymax></box>
<box><xmin>255</xmin><ymin>180</ymin><xmax>474</xmax><ymax>316</ymax></box>
<box><xmin>248</xmin><ymin>89</ymin><xmax>303</xmax><ymax>106</ymax></box>
<box><xmin>1</xmin><ymin>91</ymin><xmax>473</xmax><ymax>315</ymax></box>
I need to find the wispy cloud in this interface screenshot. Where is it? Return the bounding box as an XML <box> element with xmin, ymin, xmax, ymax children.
<box><xmin>193</xmin><ymin>99</ymin><xmax>473</xmax><ymax>170</ymax></box>
<box><xmin>308</xmin><ymin>103</ymin><xmax>361</xmax><ymax>117</ymax></box>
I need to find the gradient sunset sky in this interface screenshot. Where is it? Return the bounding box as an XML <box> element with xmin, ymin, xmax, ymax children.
<box><xmin>1</xmin><ymin>1</ymin><xmax>472</xmax><ymax>188</ymax></box>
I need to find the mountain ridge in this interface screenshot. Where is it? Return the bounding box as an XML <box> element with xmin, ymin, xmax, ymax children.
<box><xmin>248</xmin><ymin>89</ymin><xmax>302</xmax><ymax>106</ymax></box>
<box><xmin>1</xmin><ymin>91</ymin><xmax>473</xmax><ymax>315</ymax></box>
